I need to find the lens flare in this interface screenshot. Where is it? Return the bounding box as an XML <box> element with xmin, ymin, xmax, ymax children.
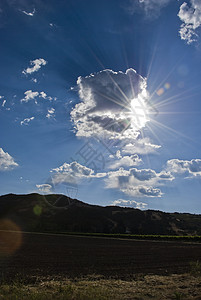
<box><xmin>156</xmin><ymin>82</ymin><xmax>170</xmax><ymax>96</ymax></box>
<box><xmin>0</xmin><ymin>219</ymin><xmax>23</xmax><ymax>257</ymax></box>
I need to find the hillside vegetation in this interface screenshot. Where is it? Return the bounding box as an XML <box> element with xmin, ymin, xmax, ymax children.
<box><xmin>1</xmin><ymin>193</ymin><xmax>201</xmax><ymax>236</ymax></box>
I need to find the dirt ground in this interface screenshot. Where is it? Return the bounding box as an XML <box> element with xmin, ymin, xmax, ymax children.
<box><xmin>1</xmin><ymin>231</ymin><xmax>201</xmax><ymax>280</ymax></box>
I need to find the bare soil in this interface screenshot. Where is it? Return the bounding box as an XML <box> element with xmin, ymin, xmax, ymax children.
<box><xmin>1</xmin><ymin>231</ymin><xmax>201</xmax><ymax>280</ymax></box>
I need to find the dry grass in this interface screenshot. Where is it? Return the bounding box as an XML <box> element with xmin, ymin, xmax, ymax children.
<box><xmin>1</xmin><ymin>273</ymin><xmax>201</xmax><ymax>300</ymax></box>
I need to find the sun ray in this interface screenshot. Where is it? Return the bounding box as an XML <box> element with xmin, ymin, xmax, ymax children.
<box><xmin>150</xmin><ymin>118</ymin><xmax>201</xmax><ymax>148</ymax></box>
<box><xmin>148</xmin><ymin>52</ymin><xmax>188</xmax><ymax>101</ymax></box>
<box><xmin>154</xmin><ymin>87</ymin><xmax>201</xmax><ymax>109</ymax></box>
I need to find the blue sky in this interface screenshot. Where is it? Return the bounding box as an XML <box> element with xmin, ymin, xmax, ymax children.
<box><xmin>1</xmin><ymin>0</ymin><xmax>201</xmax><ymax>213</ymax></box>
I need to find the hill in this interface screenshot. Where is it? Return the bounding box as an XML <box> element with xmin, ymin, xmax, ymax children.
<box><xmin>0</xmin><ymin>193</ymin><xmax>201</xmax><ymax>235</ymax></box>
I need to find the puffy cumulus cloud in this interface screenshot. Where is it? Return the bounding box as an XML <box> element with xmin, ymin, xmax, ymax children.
<box><xmin>128</xmin><ymin>0</ymin><xmax>172</xmax><ymax>17</ymax></box>
<box><xmin>71</xmin><ymin>68</ymin><xmax>149</xmax><ymax>140</ymax></box>
<box><xmin>105</xmin><ymin>166</ymin><xmax>173</xmax><ymax>197</ymax></box>
<box><xmin>0</xmin><ymin>148</ymin><xmax>18</xmax><ymax>171</ymax></box>
<box><xmin>111</xmin><ymin>199</ymin><xmax>148</xmax><ymax>209</ymax></box>
<box><xmin>22</xmin><ymin>58</ymin><xmax>47</xmax><ymax>75</ymax></box>
<box><xmin>122</xmin><ymin>137</ymin><xmax>161</xmax><ymax>155</ymax></box>
<box><xmin>109</xmin><ymin>151</ymin><xmax>142</xmax><ymax>169</ymax></box>
<box><xmin>36</xmin><ymin>184</ymin><xmax>52</xmax><ymax>193</ymax></box>
<box><xmin>21</xmin><ymin>90</ymin><xmax>39</xmax><ymax>103</ymax></box>
<box><xmin>51</xmin><ymin>161</ymin><xmax>106</xmax><ymax>186</ymax></box>
<box><xmin>130</xmin><ymin>168</ymin><xmax>173</xmax><ymax>181</ymax></box>
<box><xmin>167</xmin><ymin>158</ymin><xmax>201</xmax><ymax>177</ymax></box>
<box><xmin>21</xmin><ymin>90</ymin><xmax>52</xmax><ymax>103</ymax></box>
<box><xmin>20</xmin><ymin>116</ymin><xmax>34</xmax><ymax>126</ymax></box>
<box><xmin>178</xmin><ymin>0</ymin><xmax>201</xmax><ymax>44</ymax></box>
<box><xmin>122</xmin><ymin>186</ymin><xmax>162</xmax><ymax>197</ymax></box>
<box><xmin>130</xmin><ymin>168</ymin><xmax>157</xmax><ymax>181</ymax></box>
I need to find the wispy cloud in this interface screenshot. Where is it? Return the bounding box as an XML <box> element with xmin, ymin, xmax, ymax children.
<box><xmin>22</xmin><ymin>58</ymin><xmax>47</xmax><ymax>75</ymax></box>
<box><xmin>20</xmin><ymin>116</ymin><xmax>35</xmax><ymax>126</ymax></box>
<box><xmin>0</xmin><ymin>96</ymin><xmax>7</xmax><ymax>108</ymax></box>
<box><xmin>0</xmin><ymin>148</ymin><xmax>18</xmax><ymax>171</ymax></box>
<box><xmin>2</xmin><ymin>100</ymin><xmax>6</xmax><ymax>107</ymax></box>
<box><xmin>122</xmin><ymin>137</ymin><xmax>161</xmax><ymax>155</ymax></box>
<box><xmin>20</xmin><ymin>8</ymin><xmax>36</xmax><ymax>17</ymax></box>
<box><xmin>127</xmin><ymin>0</ymin><xmax>172</xmax><ymax>18</ymax></box>
<box><xmin>178</xmin><ymin>0</ymin><xmax>201</xmax><ymax>44</ymax></box>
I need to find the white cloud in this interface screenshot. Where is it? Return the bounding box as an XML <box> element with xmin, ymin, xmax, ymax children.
<box><xmin>46</xmin><ymin>108</ymin><xmax>55</xmax><ymax>119</ymax></box>
<box><xmin>167</xmin><ymin>158</ymin><xmax>201</xmax><ymax>177</ymax></box>
<box><xmin>0</xmin><ymin>96</ymin><xmax>7</xmax><ymax>108</ymax></box>
<box><xmin>178</xmin><ymin>0</ymin><xmax>201</xmax><ymax>44</ymax></box>
<box><xmin>20</xmin><ymin>116</ymin><xmax>35</xmax><ymax>126</ymax></box>
<box><xmin>128</xmin><ymin>0</ymin><xmax>172</xmax><ymax>17</ymax></box>
<box><xmin>21</xmin><ymin>90</ymin><xmax>39</xmax><ymax>103</ymax></box>
<box><xmin>111</xmin><ymin>199</ymin><xmax>148</xmax><ymax>209</ymax></box>
<box><xmin>21</xmin><ymin>90</ymin><xmax>52</xmax><ymax>103</ymax></box>
<box><xmin>51</xmin><ymin>161</ymin><xmax>106</xmax><ymax>186</ymax></box>
<box><xmin>22</xmin><ymin>58</ymin><xmax>47</xmax><ymax>75</ymax></box>
<box><xmin>121</xmin><ymin>186</ymin><xmax>162</xmax><ymax>197</ymax></box>
<box><xmin>39</xmin><ymin>92</ymin><xmax>52</xmax><ymax>101</ymax></box>
<box><xmin>109</xmin><ymin>153</ymin><xmax>142</xmax><ymax>169</ymax></box>
<box><xmin>36</xmin><ymin>184</ymin><xmax>52</xmax><ymax>193</ymax></box>
<box><xmin>130</xmin><ymin>168</ymin><xmax>157</xmax><ymax>181</ymax></box>
<box><xmin>21</xmin><ymin>8</ymin><xmax>36</xmax><ymax>16</ymax></box>
<box><xmin>71</xmin><ymin>68</ymin><xmax>150</xmax><ymax>140</ymax></box>
<box><xmin>0</xmin><ymin>148</ymin><xmax>18</xmax><ymax>171</ymax></box>
<box><xmin>122</xmin><ymin>137</ymin><xmax>161</xmax><ymax>155</ymax></box>
<box><xmin>105</xmin><ymin>166</ymin><xmax>173</xmax><ymax>198</ymax></box>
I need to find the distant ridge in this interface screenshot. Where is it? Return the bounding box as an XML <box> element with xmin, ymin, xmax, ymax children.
<box><xmin>0</xmin><ymin>193</ymin><xmax>201</xmax><ymax>235</ymax></box>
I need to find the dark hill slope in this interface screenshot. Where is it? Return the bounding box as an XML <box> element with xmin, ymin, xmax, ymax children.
<box><xmin>0</xmin><ymin>193</ymin><xmax>201</xmax><ymax>235</ymax></box>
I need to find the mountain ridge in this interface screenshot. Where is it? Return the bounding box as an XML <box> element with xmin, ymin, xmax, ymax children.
<box><xmin>0</xmin><ymin>193</ymin><xmax>201</xmax><ymax>235</ymax></box>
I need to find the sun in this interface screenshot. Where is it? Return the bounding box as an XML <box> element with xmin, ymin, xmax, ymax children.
<box><xmin>130</xmin><ymin>94</ymin><xmax>150</xmax><ymax>130</ymax></box>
